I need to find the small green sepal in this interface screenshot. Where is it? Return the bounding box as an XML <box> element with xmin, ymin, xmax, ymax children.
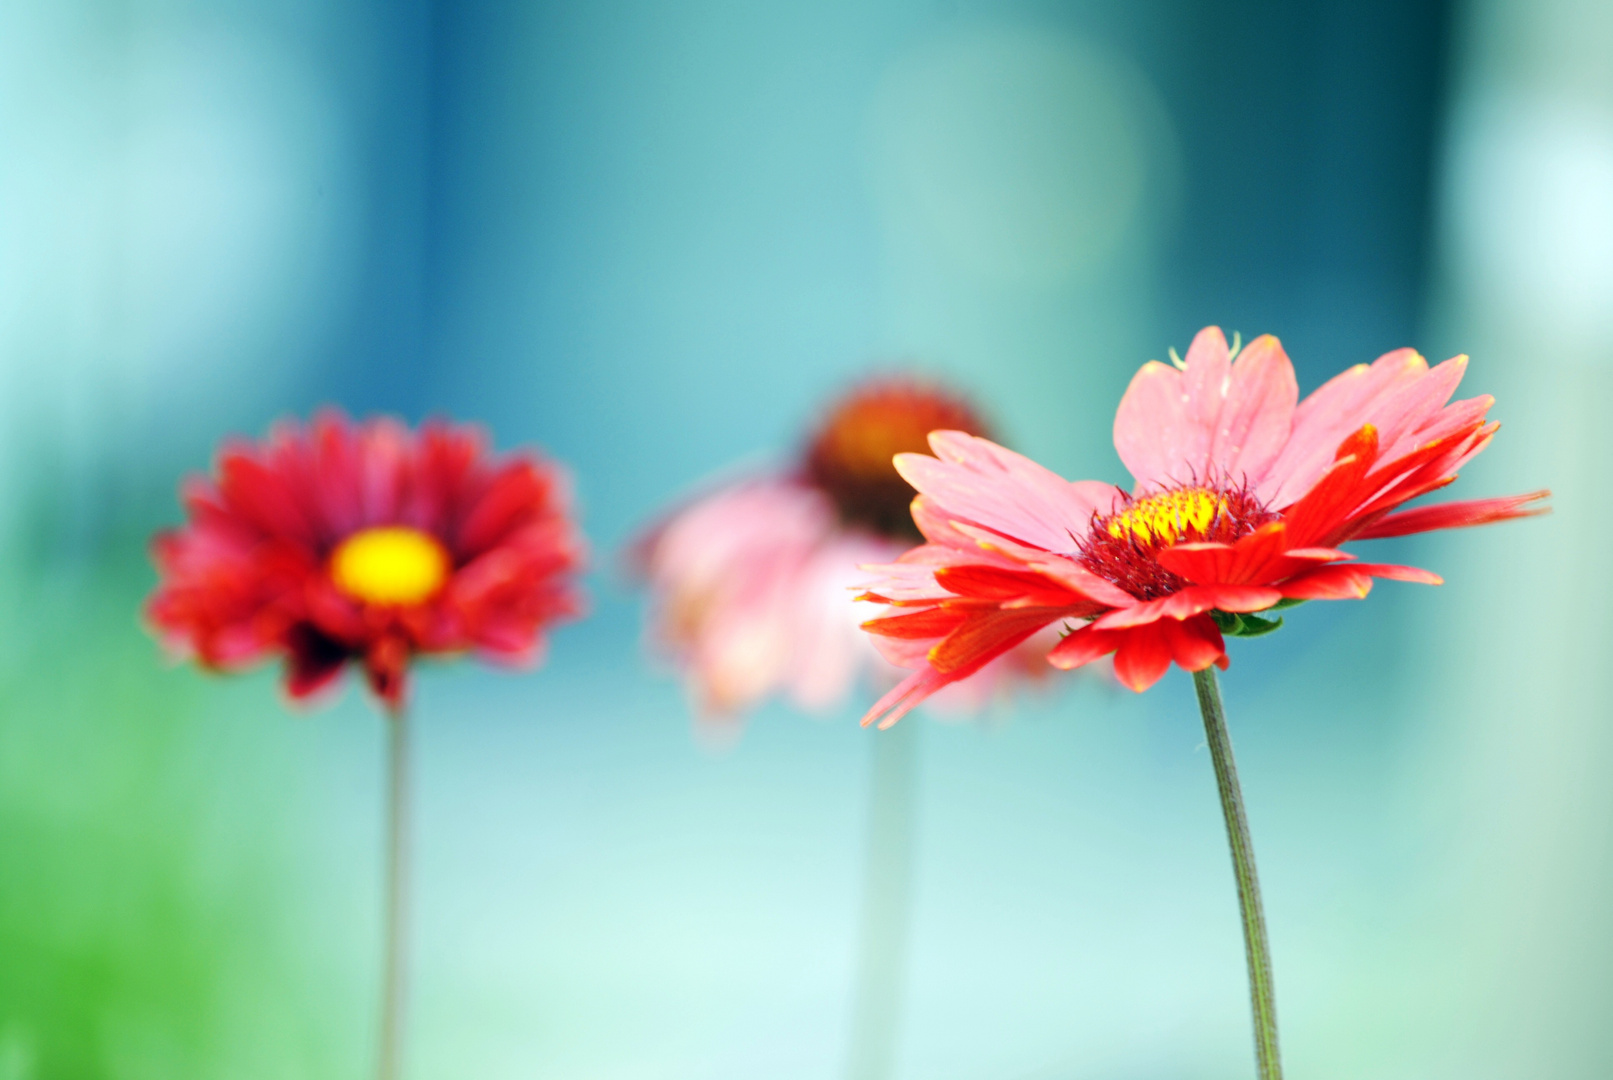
<box><xmin>1210</xmin><ymin>609</ymin><xmax>1285</xmax><ymax>637</ymax></box>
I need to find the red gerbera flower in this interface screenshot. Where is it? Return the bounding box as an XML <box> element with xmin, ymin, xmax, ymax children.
<box><xmin>148</xmin><ymin>410</ymin><xmax>587</xmax><ymax>708</ymax></box>
<box><xmin>858</xmin><ymin>327</ymin><xmax>1548</xmax><ymax>727</ymax></box>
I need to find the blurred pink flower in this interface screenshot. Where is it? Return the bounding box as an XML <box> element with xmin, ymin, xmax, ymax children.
<box><xmin>633</xmin><ymin>378</ymin><xmax>1048</xmax><ymax>730</ymax></box>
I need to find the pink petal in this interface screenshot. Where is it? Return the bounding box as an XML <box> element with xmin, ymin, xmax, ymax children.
<box><xmin>1113</xmin><ymin>350</ymin><xmax>1214</xmax><ymax>491</ymax></box>
<box><xmin>1112</xmin><ymin>327</ymin><xmax>1298</xmax><ymax>493</ymax></box>
<box><xmin>1203</xmin><ymin>334</ymin><xmax>1299</xmax><ymax>488</ymax></box>
<box><xmin>861</xmin><ymin>666</ymin><xmax>951</xmax><ymax>730</ymax></box>
<box><xmin>1366</xmin><ymin>355</ymin><xmax>1471</xmax><ymax>462</ymax></box>
<box><xmin>1350</xmin><ymin>562</ymin><xmax>1443</xmax><ymax>586</ymax></box>
<box><xmin>894</xmin><ymin>431</ymin><xmax>1115</xmax><ymax>555</ymax></box>
<box><xmin>1261</xmin><ymin>348</ymin><xmax>1429</xmax><ymax>505</ymax></box>
<box><xmin>909</xmin><ymin>494</ymin><xmax>976</xmax><ymax>548</ymax></box>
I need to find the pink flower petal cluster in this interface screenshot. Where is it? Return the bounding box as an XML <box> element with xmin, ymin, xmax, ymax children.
<box><xmin>634</xmin><ymin>377</ymin><xmax>1052</xmax><ymax>731</ymax></box>
<box><xmin>636</xmin><ymin>477</ymin><xmax>909</xmax><ymax>717</ymax></box>
<box><xmin>858</xmin><ymin>328</ymin><xmax>1548</xmax><ymax>727</ymax></box>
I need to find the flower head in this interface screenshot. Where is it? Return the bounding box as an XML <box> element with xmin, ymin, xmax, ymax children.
<box><xmin>147</xmin><ymin>411</ymin><xmax>587</xmax><ymax>708</ymax></box>
<box><xmin>858</xmin><ymin>327</ymin><xmax>1549</xmax><ymax>727</ymax></box>
<box><xmin>804</xmin><ymin>380</ymin><xmax>988</xmax><ymax>540</ymax></box>
<box><xmin>634</xmin><ymin>376</ymin><xmax>1042</xmax><ymax>725</ymax></box>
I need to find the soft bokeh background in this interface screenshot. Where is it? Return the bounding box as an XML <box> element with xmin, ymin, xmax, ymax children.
<box><xmin>1</xmin><ymin>0</ymin><xmax>1609</xmax><ymax>1077</ymax></box>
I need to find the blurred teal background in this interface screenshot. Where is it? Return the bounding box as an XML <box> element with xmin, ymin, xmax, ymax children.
<box><xmin>1</xmin><ymin>0</ymin><xmax>1609</xmax><ymax>1078</ymax></box>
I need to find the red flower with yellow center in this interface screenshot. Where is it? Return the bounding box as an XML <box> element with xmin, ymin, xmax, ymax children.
<box><xmin>857</xmin><ymin>327</ymin><xmax>1548</xmax><ymax>727</ymax></box>
<box><xmin>147</xmin><ymin>411</ymin><xmax>586</xmax><ymax>707</ymax></box>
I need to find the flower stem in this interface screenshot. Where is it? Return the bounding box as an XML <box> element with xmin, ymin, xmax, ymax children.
<box><xmin>845</xmin><ymin>717</ymin><xmax>920</xmax><ymax>1080</ymax></box>
<box><xmin>377</xmin><ymin>705</ymin><xmax>411</xmax><ymax>1080</ymax></box>
<box><xmin>1192</xmin><ymin>668</ymin><xmax>1282</xmax><ymax>1080</ymax></box>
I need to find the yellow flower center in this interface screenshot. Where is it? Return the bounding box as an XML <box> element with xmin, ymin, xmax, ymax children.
<box><xmin>329</xmin><ymin>526</ymin><xmax>451</xmax><ymax>606</ymax></box>
<box><xmin>1105</xmin><ymin>487</ymin><xmax>1228</xmax><ymax>547</ymax></box>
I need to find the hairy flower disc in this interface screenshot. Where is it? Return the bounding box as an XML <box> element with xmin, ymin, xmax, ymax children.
<box><xmin>1106</xmin><ymin>488</ymin><xmax>1227</xmax><ymax>546</ymax></box>
<box><xmin>330</xmin><ymin>526</ymin><xmax>452</xmax><ymax>605</ymax></box>
<box><xmin>804</xmin><ymin>378</ymin><xmax>990</xmax><ymax>540</ymax></box>
<box><xmin>1079</xmin><ymin>483</ymin><xmax>1276</xmax><ymax>600</ymax></box>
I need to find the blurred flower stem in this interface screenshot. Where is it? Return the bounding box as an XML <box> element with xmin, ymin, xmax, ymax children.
<box><xmin>845</xmin><ymin>716</ymin><xmax>920</xmax><ymax>1080</ymax></box>
<box><xmin>1193</xmin><ymin>669</ymin><xmax>1281</xmax><ymax>1080</ymax></box>
<box><xmin>377</xmin><ymin>706</ymin><xmax>412</xmax><ymax>1080</ymax></box>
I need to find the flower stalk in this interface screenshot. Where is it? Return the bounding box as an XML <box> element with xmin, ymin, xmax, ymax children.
<box><xmin>845</xmin><ymin>717</ymin><xmax>920</xmax><ymax>1080</ymax></box>
<box><xmin>377</xmin><ymin>705</ymin><xmax>412</xmax><ymax>1080</ymax></box>
<box><xmin>1193</xmin><ymin>668</ymin><xmax>1281</xmax><ymax>1080</ymax></box>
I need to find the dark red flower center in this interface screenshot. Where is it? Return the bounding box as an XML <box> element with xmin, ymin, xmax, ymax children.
<box><xmin>804</xmin><ymin>379</ymin><xmax>990</xmax><ymax>541</ymax></box>
<box><xmin>1077</xmin><ymin>483</ymin><xmax>1276</xmax><ymax>599</ymax></box>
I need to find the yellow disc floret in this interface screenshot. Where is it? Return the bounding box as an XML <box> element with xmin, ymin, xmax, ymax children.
<box><xmin>1105</xmin><ymin>487</ymin><xmax>1227</xmax><ymax>547</ymax></box>
<box><xmin>330</xmin><ymin>526</ymin><xmax>451</xmax><ymax>606</ymax></box>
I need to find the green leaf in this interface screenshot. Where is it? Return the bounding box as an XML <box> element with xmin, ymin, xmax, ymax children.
<box><xmin>1270</xmin><ymin>598</ymin><xmax>1307</xmax><ymax>610</ymax></box>
<box><xmin>1229</xmin><ymin>613</ymin><xmax>1285</xmax><ymax>637</ymax></box>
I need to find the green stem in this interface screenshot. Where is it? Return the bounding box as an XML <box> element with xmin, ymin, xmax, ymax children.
<box><xmin>377</xmin><ymin>706</ymin><xmax>411</xmax><ymax>1080</ymax></box>
<box><xmin>845</xmin><ymin>717</ymin><xmax>920</xmax><ymax>1080</ymax></box>
<box><xmin>1192</xmin><ymin>668</ymin><xmax>1282</xmax><ymax>1080</ymax></box>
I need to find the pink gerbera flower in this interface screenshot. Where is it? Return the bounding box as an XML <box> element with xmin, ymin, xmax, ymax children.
<box><xmin>859</xmin><ymin>327</ymin><xmax>1548</xmax><ymax>727</ymax></box>
<box><xmin>635</xmin><ymin>377</ymin><xmax>1046</xmax><ymax>724</ymax></box>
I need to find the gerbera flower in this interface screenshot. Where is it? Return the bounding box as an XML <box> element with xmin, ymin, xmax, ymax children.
<box><xmin>634</xmin><ymin>376</ymin><xmax>1046</xmax><ymax>724</ymax></box>
<box><xmin>859</xmin><ymin>327</ymin><xmax>1548</xmax><ymax>727</ymax></box>
<box><xmin>147</xmin><ymin>410</ymin><xmax>586</xmax><ymax>708</ymax></box>
<box><xmin>146</xmin><ymin>410</ymin><xmax>585</xmax><ymax>1080</ymax></box>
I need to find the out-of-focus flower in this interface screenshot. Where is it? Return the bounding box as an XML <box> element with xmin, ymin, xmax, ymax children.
<box><xmin>148</xmin><ymin>410</ymin><xmax>586</xmax><ymax>708</ymax></box>
<box><xmin>859</xmin><ymin>327</ymin><xmax>1549</xmax><ymax>726</ymax></box>
<box><xmin>634</xmin><ymin>377</ymin><xmax>1046</xmax><ymax>725</ymax></box>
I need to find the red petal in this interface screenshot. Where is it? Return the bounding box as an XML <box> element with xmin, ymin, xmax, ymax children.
<box><xmin>1112</xmin><ymin>625</ymin><xmax>1173</xmax><ymax>692</ymax></box>
<box><xmin>363</xmin><ymin>635</ymin><xmax>412</xmax><ymax>709</ymax></box>
<box><xmin>1362</xmin><ymin>422</ymin><xmax>1482</xmax><ymax>497</ymax></box>
<box><xmin>1093</xmin><ymin>584</ymin><xmax>1281</xmax><ymax>630</ymax></box>
<box><xmin>1163</xmin><ymin>614</ymin><xmax>1226</xmax><ymax>672</ymax></box>
<box><xmin>934</xmin><ymin>564</ymin><xmax>1081</xmax><ymax>606</ymax></box>
<box><xmin>1279</xmin><ymin>566</ymin><xmax>1374</xmax><ymax>600</ymax></box>
<box><xmin>1156</xmin><ymin>542</ymin><xmax>1236</xmax><ymax>584</ymax></box>
<box><xmin>928</xmin><ymin>606</ymin><xmax>1069</xmax><ymax>675</ymax></box>
<box><xmin>861</xmin><ymin>606</ymin><xmax>966</xmax><ymax>640</ymax></box>
<box><xmin>1351</xmin><ymin>491</ymin><xmax>1550</xmax><ymax>539</ymax></box>
<box><xmin>1160</xmin><ymin>539</ymin><xmax>1351</xmax><ymax>587</ymax></box>
<box><xmin>1225</xmin><ymin>521</ymin><xmax>1293</xmax><ymax>583</ymax></box>
<box><xmin>1047</xmin><ymin>624</ymin><xmax>1121</xmax><ymax>669</ymax></box>
<box><xmin>1280</xmin><ymin>424</ymin><xmax>1379</xmax><ymax>546</ymax></box>
<box><xmin>1280</xmin><ymin>561</ymin><xmax>1443</xmax><ymax>600</ymax></box>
